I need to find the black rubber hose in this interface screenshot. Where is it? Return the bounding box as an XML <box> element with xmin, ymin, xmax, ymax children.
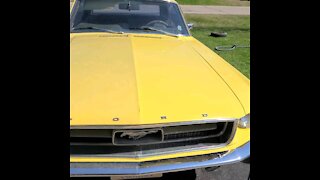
<box><xmin>215</xmin><ymin>44</ymin><xmax>250</xmax><ymax>51</ymax></box>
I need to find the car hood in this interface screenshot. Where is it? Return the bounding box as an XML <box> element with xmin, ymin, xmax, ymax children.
<box><xmin>70</xmin><ymin>33</ymin><xmax>245</xmax><ymax>126</ymax></box>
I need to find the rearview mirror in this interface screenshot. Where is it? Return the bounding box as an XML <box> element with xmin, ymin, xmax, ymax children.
<box><xmin>187</xmin><ymin>23</ymin><xmax>194</xmax><ymax>30</ymax></box>
<box><xmin>119</xmin><ymin>2</ymin><xmax>140</xmax><ymax>11</ymax></box>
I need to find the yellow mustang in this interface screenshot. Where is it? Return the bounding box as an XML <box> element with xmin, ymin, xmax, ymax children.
<box><xmin>70</xmin><ymin>0</ymin><xmax>250</xmax><ymax>177</ymax></box>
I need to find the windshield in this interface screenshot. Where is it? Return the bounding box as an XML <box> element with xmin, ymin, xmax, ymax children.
<box><xmin>70</xmin><ymin>0</ymin><xmax>189</xmax><ymax>36</ymax></box>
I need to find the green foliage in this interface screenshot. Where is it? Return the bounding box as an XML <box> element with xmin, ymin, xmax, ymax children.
<box><xmin>185</xmin><ymin>14</ymin><xmax>250</xmax><ymax>78</ymax></box>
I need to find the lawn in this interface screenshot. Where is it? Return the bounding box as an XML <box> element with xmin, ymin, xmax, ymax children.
<box><xmin>176</xmin><ymin>0</ymin><xmax>250</xmax><ymax>6</ymax></box>
<box><xmin>185</xmin><ymin>14</ymin><xmax>250</xmax><ymax>78</ymax></box>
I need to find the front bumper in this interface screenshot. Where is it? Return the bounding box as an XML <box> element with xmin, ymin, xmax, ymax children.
<box><xmin>70</xmin><ymin>141</ymin><xmax>250</xmax><ymax>177</ymax></box>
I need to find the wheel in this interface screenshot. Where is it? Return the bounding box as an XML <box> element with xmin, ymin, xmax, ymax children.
<box><xmin>242</xmin><ymin>157</ymin><xmax>250</xmax><ymax>164</ymax></box>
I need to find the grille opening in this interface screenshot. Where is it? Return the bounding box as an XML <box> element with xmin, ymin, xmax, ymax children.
<box><xmin>70</xmin><ymin>137</ymin><xmax>112</xmax><ymax>144</ymax></box>
<box><xmin>70</xmin><ymin>129</ymin><xmax>113</xmax><ymax>145</ymax></box>
<box><xmin>70</xmin><ymin>121</ymin><xmax>236</xmax><ymax>157</ymax></box>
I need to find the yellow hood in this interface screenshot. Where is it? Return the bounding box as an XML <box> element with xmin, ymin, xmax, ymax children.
<box><xmin>70</xmin><ymin>33</ymin><xmax>246</xmax><ymax>126</ymax></box>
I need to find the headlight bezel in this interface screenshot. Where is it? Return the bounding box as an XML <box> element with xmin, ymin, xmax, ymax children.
<box><xmin>238</xmin><ymin>114</ymin><xmax>250</xmax><ymax>128</ymax></box>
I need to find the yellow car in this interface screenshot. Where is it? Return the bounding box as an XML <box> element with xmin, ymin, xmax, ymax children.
<box><xmin>70</xmin><ymin>0</ymin><xmax>250</xmax><ymax>177</ymax></box>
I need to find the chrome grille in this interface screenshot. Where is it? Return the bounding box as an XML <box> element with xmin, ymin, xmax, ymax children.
<box><xmin>70</xmin><ymin>120</ymin><xmax>237</xmax><ymax>158</ymax></box>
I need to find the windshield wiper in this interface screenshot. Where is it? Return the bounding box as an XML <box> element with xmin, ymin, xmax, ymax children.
<box><xmin>130</xmin><ymin>26</ymin><xmax>180</xmax><ymax>37</ymax></box>
<box><xmin>71</xmin><ymin>26</ymin><xmax>124</xmax><ymax>34</ymax></box>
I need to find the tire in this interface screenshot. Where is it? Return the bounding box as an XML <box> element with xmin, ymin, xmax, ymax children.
<box><xmin>210</xmin><ymin>32</ymin><xmax>227</xmax><ymax>37</ymax></box>
<box><xmin>242</xmin><ymin>157</ymin><xmax>250</xmax><ymax>164</ymax></box>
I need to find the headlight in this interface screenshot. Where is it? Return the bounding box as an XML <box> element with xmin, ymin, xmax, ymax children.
<box><xmin>238</xmin><ymin>114</ymin><xmax>250</xmax><ymax>128</ymax></box>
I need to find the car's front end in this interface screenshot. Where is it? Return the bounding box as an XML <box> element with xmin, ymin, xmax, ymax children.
<box><xmin>70</xmin><ymin>120</ymin><xmax>250</xmax><ymax>177</ymax></box>
<box><xmin>70</xmin><ymin>0</ymin><xmax>250</xmax><ymax>177</ymax></box>
<box><xmin>70</xmin><ymin>120</ymin><xmax>250</xmax><ymax>176</ymax></box>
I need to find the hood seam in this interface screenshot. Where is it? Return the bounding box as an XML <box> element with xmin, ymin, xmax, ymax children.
<box><xmin>191</xmin><ymin>46</ymin><xmax>247</xmax><ymax>115</ymax></box>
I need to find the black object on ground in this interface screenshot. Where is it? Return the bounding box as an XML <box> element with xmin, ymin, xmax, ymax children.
<box><xmin>205</xmin><ymin>166</ymin><xmax>221</xmax><ymax>172</ymax></box>
<box><xmin>242</xmin><ymin>157</ymin><xmax>250</xmax><ymax>164</ymax></box>
<box><xmin>210</xmin><ymin>32</ymin><xmax>228</xmax><ymax>37</ymax></box>
<box><xmin>215</xmin><ymin>44</ymin><xmax>250</xmax><ymax>51</ymax></box>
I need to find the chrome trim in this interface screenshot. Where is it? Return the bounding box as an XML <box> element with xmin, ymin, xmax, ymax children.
<box><xmin>71</xmin><ymin>143</ymin><xmax>227</xmax><ymax>158</ymax></box>
<box><xmin>70</xmin><ymin>118</ymin><xmax>238</xmax><ymax>129</ymax></box>
<box><xmin>70</xmin><ymin>142</ymin><xmax>250</xmax><ymax>177</ymax></box>
<box><xmin>177</xmin><ymin>3</ymin><xmax>191</xmax><ymax>36</ymax></box>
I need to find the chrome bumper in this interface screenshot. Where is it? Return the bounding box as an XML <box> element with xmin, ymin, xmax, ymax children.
<box><xmin>70</xmin><ymin>142</ymin><xmax>250</xmax><ymax>177</ymax></box>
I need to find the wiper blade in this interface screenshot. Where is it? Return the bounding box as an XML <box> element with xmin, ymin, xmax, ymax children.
<box><xmin>131</xmin><ymin>26</ymin><xmax>180</xmax><ymax>37</ymax></box>
<box><xmin>71</xmin><ymin>26</ymin><xmax>124</xmax><ymax>34</ymax></box>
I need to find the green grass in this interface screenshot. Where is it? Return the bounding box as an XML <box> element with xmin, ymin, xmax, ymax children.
<box><xmin>176</xmin><ymin>0</ymin><xmax>250</xmax><ymax>6</ymax></box>
<box><xmin>185</xmin><ymin>14</ymin><xmax>250</xmax><ymax>78</ymax></box>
